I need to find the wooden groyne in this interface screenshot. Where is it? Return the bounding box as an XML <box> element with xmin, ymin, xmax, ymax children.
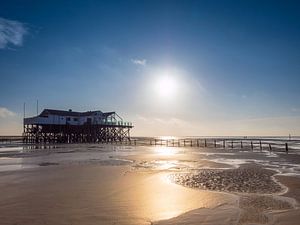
<box><xmin>116</xmin><ymin>137</ymin><xmax>300</xmax><ymax>153</ymax></box>
<box><xmin>0</xmin><ymin>136</ymin><xmax>23</xmax><ymax>144</ymax></box>
<box><xmin>1</xmin><ymin>136</ymin><xmax>299</xmax><ymax>153</ymax></box>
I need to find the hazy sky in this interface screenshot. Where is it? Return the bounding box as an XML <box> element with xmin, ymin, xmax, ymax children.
<box><xmin>0</xmin><ymin>0</ymin><xmax>300</xmax><ymax>136</ymax></box>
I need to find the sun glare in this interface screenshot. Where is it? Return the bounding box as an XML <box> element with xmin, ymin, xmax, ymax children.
<box><xmin>155</xmin><ymin>147</ymin><xmax>177</xmax><ymax>155</ymax></box>
<box><xmin>155</xmin><ymin>75</ymin><xmax>178</xmax><ymax>98</ymax></box>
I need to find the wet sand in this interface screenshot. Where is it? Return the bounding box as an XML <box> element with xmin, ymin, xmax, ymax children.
<box><xmin>0</xmin><ymin>164</ymin><xmax>237</xmax><ymax>225</ymax></box>
<box><xmin>0</xmin><ymin>144</ymin><xmax>299</xmax><ymax>225</ymax></box>
<box><xmin>268</xmin><ymin>175</ymin><xmax>300</xmax><ymax>225</ymax></box>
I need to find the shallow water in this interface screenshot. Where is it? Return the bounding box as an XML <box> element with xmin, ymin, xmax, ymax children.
<box><xmin>0</xmin><ymin>143</ymin><xmax>300</xmax><ymax>176</ymax></box>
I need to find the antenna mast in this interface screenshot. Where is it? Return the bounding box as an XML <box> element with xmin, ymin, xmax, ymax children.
<box><xmin>36</xmin><ymin>100</ymin><xmax>39</xmax><ymax>116</ymax></box>
<box><xmin>23</xmin><ymin>102</ymin><xmax>26</xmax><ymax>119</ymax></box>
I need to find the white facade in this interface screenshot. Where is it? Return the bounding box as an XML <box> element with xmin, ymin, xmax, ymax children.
<box><xmin>24</xmin><ymin>109</ymin><xmax>132</xmax><ymax>126</ymax></box>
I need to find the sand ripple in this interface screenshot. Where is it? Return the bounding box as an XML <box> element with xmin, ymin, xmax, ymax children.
<box><xmin>170</xmin><ymin>164</ymin><xmax>283</xmax><ymax>194</ymax></box>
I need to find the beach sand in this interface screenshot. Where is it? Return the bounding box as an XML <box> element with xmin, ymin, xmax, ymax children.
<box><xmin>0</xmin><ymin>164</ymin><xmax>237</xmax><ymax>225</ymax></box>
<box><xmin>0</xmin><ymin>144</ymin><xmax>299</xmax><ymax>225</ymax></box>
<box><xmin>268</xmin><ymin>175</ymin><xmax>300</xmax><ymax>225</ymax></box>
<box><xmin>157</xmin><ymin>164</ymin><xmax>299</xmax><ymax>225</ymax></box>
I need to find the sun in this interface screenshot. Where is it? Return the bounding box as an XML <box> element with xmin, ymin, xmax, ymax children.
<box><xmin>155</xmin><ymin>75</ymin><xmax>178</xmax><ymax>98</ymax></box>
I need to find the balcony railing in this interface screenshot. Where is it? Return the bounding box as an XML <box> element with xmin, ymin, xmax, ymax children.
<box><xmin>24</xmin><ymin>117</ymin><xmax>133</xmax><ymax>127</ymax></box>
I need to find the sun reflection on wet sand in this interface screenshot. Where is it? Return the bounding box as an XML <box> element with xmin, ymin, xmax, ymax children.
<box><xmin>110</xmin><ymin>171</ymin><xmax>237</xmax><ymax>222</ymax></box>
<box><xmin>155</xmin><ymin>160</ymin><xmax>179</xmax><ymax>170</ymax></box>
<box><xmin>0</xmin><ymin>164</ymin><xmax>237</xmax><ymax>225</ymax></box>
<box><xmin>154</xmin><ymin>146</ymin><xmax>179</xmax><ymax>156</ymax></box>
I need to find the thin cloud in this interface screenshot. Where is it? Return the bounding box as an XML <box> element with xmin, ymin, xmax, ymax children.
<box><xmin>131</xmin><ymin>58</ymin><xmax>147</xmax><ymax>66</ymax></box>
<box><xmin>0</xmin><ymin>107</ymin><xmax>16</xmax><ymax>118</ymax></box>
<box><xmin>0</xmin><ymin>17</ymin><xmax>28</xmax><ymax>49</ymax></box>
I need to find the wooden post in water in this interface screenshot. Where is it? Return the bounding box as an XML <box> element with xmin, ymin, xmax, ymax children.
<box><xmin>204</xmin><ymin>139</ymin><xmax>207</xmax><ymax>147</ymax></box>
<box><xmin>241</xmin><ymin>141</ymin><xmax>243</xmax><ymax>149</ymax></box>
<box><xmin>223</xmin><ymin>140</ymin><xmax>225</xmax><ymax>149</ymax></box>
<box><xmin>190</xmin><ymin>140</ymin><xmax>193</xmax><ymax>147</ymax></box>
<box><xmin>285</xmin><ymin>143</ymin><xmax>288</xmax><ymax>153</ymax></box>
<box><xmin>251</xmin><ymin>141</ymin><xmax>253</xmax><ymax>150</ymax></box>
<box><xmin>197</xmin><ymin>139</ymin><xmax>199</xmax><ymax>147</ymax></box>
<box><xmin>214</xmin><ymin>140</ymin><xmax>217</xmax><ymax>148</ymax></box>
<box><xmin>269</xmin><ymin>144</ymin><xmax>272</xmax><ymax>151</ymax></box>
<box><xmin>259</xmin><ymin>140</ymin><xmax>262</xmax><ymax>151</ymax></box>
<box><xmin>231</xmin><ymin>140</ymin><xmax>233</xmax><ymax>149</ymax></box>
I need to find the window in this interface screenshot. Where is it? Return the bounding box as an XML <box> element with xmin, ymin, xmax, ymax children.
<box><xmin>87</xmin><ymin>118</ymin><xmax>92</xmax><ymax>124</ymax></box>
<box><xmin>66</xmin><ymin>117</ymin><xmax>70</xmax><ymax>121</ymax></box>
<box><xmin>73</xmin><ymin>118</ymin><xmax>78</xmax><ymax>121</ymax></box>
